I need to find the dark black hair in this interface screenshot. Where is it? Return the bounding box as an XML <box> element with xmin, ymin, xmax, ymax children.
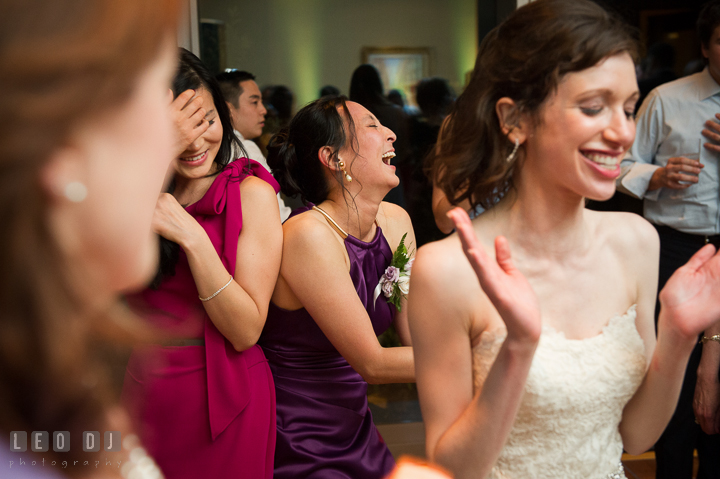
<box><xmin>267</xmin><ymin>96</ymin><xmax>357</xmax><ymax>205</ymax></box>
<box><xmin>698</xmin><ymin>0</ymin><xmax>720</xmax><ymax>49</ymax></box>
<box><xmin>152</xmin><ymin>48</ymin><xmax>245</xmax><ymax>288</ymax></box>
<box><xmin>349</xmin><ymin>64</ymin><xmax>389</xmax><ymax>109</ymax></box>
<box><xmin>215</xmin><ymin>70</ymin><xmax>257</xmax><ymax>108</ymax></box>
<box><xmin>415</xmin><ymin>77</ymin><xmax>456</xmax><ymax>120</ymax></box>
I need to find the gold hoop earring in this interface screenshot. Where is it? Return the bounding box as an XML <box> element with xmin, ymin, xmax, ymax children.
<box><xmin>338</xmin><ymin>159</ymin><xmax>352</xmax><ymax>182</ymax></box>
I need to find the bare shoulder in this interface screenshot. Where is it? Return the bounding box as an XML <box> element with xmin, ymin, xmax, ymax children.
<box><xmin>377</xmin><ymin>201</ymin><xmax>414</xmax><ymax>249</ymax></box>
<box><xmin>409</xmin><ymin>231</ymin><xmax>487</xmax><ymax>339</ymax></box>
<box><xmin>413</xmin><ymin>233</ymin><xmax>479</xmax><ymax>306</ymax></box>
<box><xmin>589</xmin><ymin>210</ymin><xmax>659</xmax><ymax>262</ymax></box>
<box><xmin>281</xmin><ymin>209</ymin><xmax>345</xmax><ymax>259</ymax></box>
<box><xmin>239</xmin><ymin>175</ymin><xmax>277</xmax><ymax>201</ymax></box>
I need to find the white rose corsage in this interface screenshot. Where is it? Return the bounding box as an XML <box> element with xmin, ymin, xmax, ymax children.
<box><xmin>373</xmin><ymin>233</ymin><xmax>414</xmax><ymax>311</ymax></box>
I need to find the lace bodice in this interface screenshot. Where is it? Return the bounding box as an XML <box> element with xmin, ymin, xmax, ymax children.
<box><xmin>472</xmin><ymin>305</ymin><xmax>646</xmax><ymax>479</ymax></box>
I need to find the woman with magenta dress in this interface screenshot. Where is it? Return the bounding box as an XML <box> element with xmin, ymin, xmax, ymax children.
<box><xmin>122</xmin><ymin>49</ymin><xmax>282</xmax><ymax>478</ymax></box>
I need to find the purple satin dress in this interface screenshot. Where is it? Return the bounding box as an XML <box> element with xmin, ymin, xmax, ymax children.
<box><xmin>259</xmin><ymin>207</ymin><xmax>396</xmax><ymax>479</ymax></box>
<box><xmin>122</xmin><ymin>159</ymin><xmax>278</xmax><ymax>479</ymax></box>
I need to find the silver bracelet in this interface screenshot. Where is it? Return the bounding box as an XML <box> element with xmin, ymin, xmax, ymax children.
<box><xmin>199</xmin><ymin>276</ymin><xmax>233</xmax><ymax>302</ymax></box>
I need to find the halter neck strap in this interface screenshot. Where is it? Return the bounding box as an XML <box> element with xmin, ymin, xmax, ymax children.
<box><xmin>312</xmin><ymin>205</ymin><xmax>379</xmax><ymax>241</ymax></box>
<box><xmin>313</xmin><ymin>205</ymin><xmax>348</xmax><ymax>239</ymax></box>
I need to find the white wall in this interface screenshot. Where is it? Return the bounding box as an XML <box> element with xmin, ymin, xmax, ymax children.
<box><xmin>198</xmin><ymin>0</ymin><xmax>477</xmax><ymax>109</ymax></box>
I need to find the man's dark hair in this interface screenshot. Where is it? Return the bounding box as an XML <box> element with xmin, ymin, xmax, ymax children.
<box><xmin>698</xmin><ymin>0</ymin><xmax>720</xmax><ymax>49</ymax></box>
<box><xmin>215</xmin><ymin>70</ymin><xmax>256</xmax><ymax>108</ymax></box>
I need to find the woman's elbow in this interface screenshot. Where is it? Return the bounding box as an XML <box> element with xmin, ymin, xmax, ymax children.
<box><xmin>621</xmin><ymin>433</ymin><xmax>653</xmax><ymax>457</ymax></box>
<box><xmin>623</xmin><ymin>443</ymin><xmax>651</xmax><ymax>457</ymax></box>
<box><xmin>229</xmin><ymin>319</ymin><xmax>265</xmax><ymax>352</ymax></box>
<box><xmin>358</xmin><ymin>366</ymin><xmax>382</xmax><ymax>384</ymax></box>
<box><xmin>354</xmin><ymin>356</ymin><xmax>387</xmax><ymax>384</ymax></box>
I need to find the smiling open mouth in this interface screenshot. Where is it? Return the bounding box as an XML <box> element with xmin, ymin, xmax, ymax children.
<box><xmin>382</xmin><ymin>152</ymin><xmax>396</xmax><ymax>165</ymax></box>
<box><xmin>582</xmin><ymin>152</ymin><xmax>620</xmax><ymax>170</ymax></box>
<box><xmin>181</xmin><ymin>150</ymin><xmax>207</xmax><ymax>163</ymax></box>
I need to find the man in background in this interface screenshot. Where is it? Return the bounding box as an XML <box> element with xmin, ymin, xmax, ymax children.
<box><xmin>217</xmin><ymin>70</ymin><xmax>291</xmax><ymax>221</ymax></box>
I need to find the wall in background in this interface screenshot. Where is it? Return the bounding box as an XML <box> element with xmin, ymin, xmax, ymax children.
<box><xmin>198</xmin><ymin>0</ymin><xmax>477</xmax><ymax>110</ymax></box>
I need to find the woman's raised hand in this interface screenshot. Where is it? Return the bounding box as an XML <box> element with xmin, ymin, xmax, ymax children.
<box><xmin>171</xmin><ymin>89</ymin><xmax>210</xmax><ymax>157</ymax></box>
<box><xmin>152</xmin><ymin>193</ymin><xmax>205</xmax><ymax>248</ymax></box>
<box><xmin>448</xmin><ymin>207</ymin><xmax>541</xmax><ymax>343</ymax></box>
<box><xmin>659</xmin><ymin>244</ymin><xmax>720</xmax><ymax>340</ymax></box>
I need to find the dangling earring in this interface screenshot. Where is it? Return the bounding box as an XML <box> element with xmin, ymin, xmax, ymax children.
<box><xmin>337</xmin><ymin>159</ymin><xmax>352</xmax><ymax>182</ymax></box>
<box><xmin>64</xmin><ymin>181</ymin><xmax>88</xmax><ymax>202</ymax></box>
<box><xmin>506</xmin><ymin>137</ymin><xmax>520</xmax><ymax>163</ymax></box>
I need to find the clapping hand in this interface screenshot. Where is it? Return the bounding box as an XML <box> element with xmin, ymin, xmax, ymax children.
<box><xmin>171</xmin><ymin>89</ymin><xmax>210</xmax><ymax>157</ymax></box>
<box><xmin>449</xmin><ymin>208</ymin><xmax>541</xmax><ymax>343</ymax></box>
<box><xmin>659</xmin><ymin>244</ymin><xmax>720</xmax><ymax>340</ymax></box>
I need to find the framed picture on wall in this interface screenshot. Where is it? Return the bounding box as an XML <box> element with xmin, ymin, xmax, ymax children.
<box><xmin>361</xmin><ymin>47</ymin><xmax>431</xmax><ymax>107</ymax></box>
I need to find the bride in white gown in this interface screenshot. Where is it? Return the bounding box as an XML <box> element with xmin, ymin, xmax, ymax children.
<box><xmin>408</xmin><ymin>1</ymin><xmax>720</xmax><ymax>478</ymax></box>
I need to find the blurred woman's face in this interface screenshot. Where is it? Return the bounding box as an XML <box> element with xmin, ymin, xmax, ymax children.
<box><xmin>57</xmin><ymin>40</ymin><xmax>177</xmax><ymax>299</ymax></box>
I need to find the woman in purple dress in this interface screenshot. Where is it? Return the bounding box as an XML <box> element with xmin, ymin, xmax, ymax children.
<box><xmin>259</xmin><ymin>96</ymin><xmax>416</xmax><ymax>478</ymax></box>
<box><xmin>122</xmin><ymin>49</ymin><xmax>282</xmax><ymax>478</ymax></box>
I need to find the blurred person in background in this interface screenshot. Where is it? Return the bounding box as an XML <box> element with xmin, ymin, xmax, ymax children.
<box><xmin>257</xmin><ymin>85</ymin><xmax>294</xmax><ymax>159</ymax></box>
<box><xmin>320</xmin><ymin>85</ymin><xmax>341</xmax><ymax>99</ymax></box>
<box><xmin>404</xmin><ymin>77</ymin><xmax>455</xmax><ymax>246</ymax></box>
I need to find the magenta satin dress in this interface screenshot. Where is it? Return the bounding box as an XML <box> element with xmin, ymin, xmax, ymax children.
<box><xmin>258</xmin><ymin>206</ymin><xmax>396</xmax><ymax>478</ymax></box>
<box><xmin>122</xmin><ymin>159</ymin><xmax>278</xmax><ymax>479</ymax></box>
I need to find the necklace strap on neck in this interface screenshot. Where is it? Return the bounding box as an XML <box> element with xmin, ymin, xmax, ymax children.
<box><xmin>312</xmin><ymin>205</ymin><xmax>348</xmax><ymax>239</ymax></box>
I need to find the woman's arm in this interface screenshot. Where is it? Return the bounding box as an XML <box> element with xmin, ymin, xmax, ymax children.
<box><xmin>280</xmin><ymin>212</ymin><xmax>414</xmax><ymax>384</ymax></box>
<box><xmin>409</xmin><ymin>209</ymin><xmax>540</xmax><ymax>479</ymax></box>
<box><xmin>620</xmin><ymin>219</ymin><xmax>720</xmax><ymax>453</ymax></box>
<box><xmin>153</xmin><ymin>177</ymin><xmax>282</xmax><ymax>351</ymax></box>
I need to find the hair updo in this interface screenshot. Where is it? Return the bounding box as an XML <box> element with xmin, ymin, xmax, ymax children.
<box><xmin>267</xmin><ymin>95</ymin><xmax>357</xmax><ymax>205</ymax></box>
<box><xmin>430</xmin><ymin>0</ymin><xmax>638</xmax><ymax>211</ymax></box>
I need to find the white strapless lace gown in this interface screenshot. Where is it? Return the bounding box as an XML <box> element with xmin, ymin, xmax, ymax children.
<box><xmin>472</xmin><ymin>305</ymin><xmax>647</xmax><ymax>479</ymax></box>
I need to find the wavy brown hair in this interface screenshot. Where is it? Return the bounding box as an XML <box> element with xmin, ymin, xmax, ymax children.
<box><xmin>0</xmin><ymin>0</ymin><xmax>179</xmax><ymax>470</ymax></box>
<box><xmin>430</xmin><ymin>0</ymin><xmax>638</xmax><ymax>211</ymax></box>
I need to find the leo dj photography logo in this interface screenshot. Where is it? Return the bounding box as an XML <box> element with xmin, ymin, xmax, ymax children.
<box><xmin>10</xmin><ymin>431</ymin><xmax>121</xmax><ymax>453</ymax></box>
<box><xmin>7</xmin><ymin>431</ymin><xmax>124</xmax><ymax>471</ymax></box>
